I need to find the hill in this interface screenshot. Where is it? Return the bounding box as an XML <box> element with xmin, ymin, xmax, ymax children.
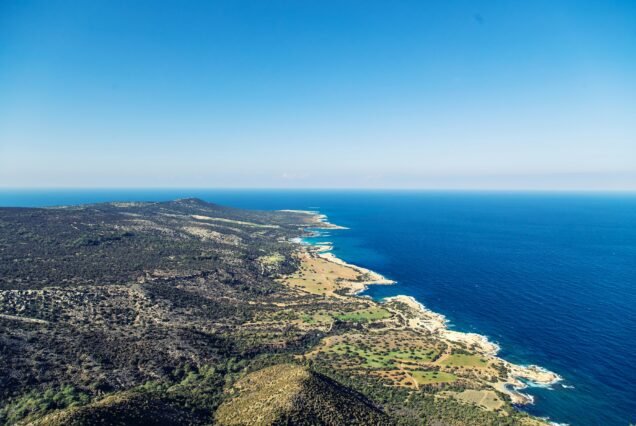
<box><xmin>0</xmin><ymin>199</ymin><xmax>549</xmax><ymax>425</ymax></box>
<box><xmin>26</xmin><ymin>390</ymin><xmax>204</xmax><ymax>426</ymax></box>
<box><xmin>215</xmin><ymin>364</ymin><xmax>390</xmax><ymax>425</ymax></box>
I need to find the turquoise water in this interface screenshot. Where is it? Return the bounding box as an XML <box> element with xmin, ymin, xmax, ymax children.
<box><xmin>1</xmin><ymin>189</ymin><xmax>635</xmax><ymax>425</ymax></box>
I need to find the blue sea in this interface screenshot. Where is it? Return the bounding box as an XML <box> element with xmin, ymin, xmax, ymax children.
<box><xmin>1</xmin><ymin>189</ymin><xmax>635</xmax><ymax>425</ymax></box>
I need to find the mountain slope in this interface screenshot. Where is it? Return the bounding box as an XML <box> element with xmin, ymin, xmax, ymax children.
<box><xmin>215</xmin><ymin>364</ymin><xmax>391</xmax><ymax>425</ymax></box>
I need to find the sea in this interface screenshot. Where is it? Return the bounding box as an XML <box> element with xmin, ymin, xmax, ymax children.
<box><xmin>1</xmin><ymin>189</ymin><xmax>634</xmax><ymax>426</ymax></box>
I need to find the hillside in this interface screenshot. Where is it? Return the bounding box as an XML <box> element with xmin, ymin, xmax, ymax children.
<box><xmin>215</xmin><ymin>364</ymin><xmax>389</xmax><ymax>425</ymax></box>
<box><xmin>0</xmin><ymin>199</ymin><xmax>548</xmax><ymax>425</ymax></box>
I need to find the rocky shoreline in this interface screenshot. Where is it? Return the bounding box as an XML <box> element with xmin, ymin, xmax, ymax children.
<box><xmin>301</xmin><ymin>211</ymin><xmax>562</xmax><ymax>407</ymax></box>
<box><xmin>383</xmin><ymin>295</ymin><xmax>562</xmax><ymax>404</ymax></box>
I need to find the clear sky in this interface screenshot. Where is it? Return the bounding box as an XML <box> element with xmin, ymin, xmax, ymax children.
<box><xmin>1</xmin><ymin>0</ymin><xmax>635</xmax><ymax>189</ymax></box>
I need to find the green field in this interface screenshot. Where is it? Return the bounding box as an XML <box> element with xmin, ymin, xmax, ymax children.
<box><xmin>328</xmin><ymin>343</ymin><xmax>438</xmax><ymax>369</ymax></box>
<box><xmin>411</xmin><ymin>371</ymin><xmax>457</xmax><ymax>385</ymax></box>
<box><xmin>387</xmin><ymin>348</ymin><xmax>438</xmax><ymax>362</ymax></box>
<box><xmin>440</xmin><ymin>354</ymin><xmax>488</xmax><ymax>368</ymax></box>
<box><xmin>334</xmin><ymin>307</ymin><xmax>391</xmax><ymax>322</ymax></box>
<box><xmin>329</xmin><ymin>343</ymin><xmax>393</xmax><ymax>368</ymax></box>
<box><xmin>301</xmin><ymin>312</ymin><xmax>332</xmax><ymax>324</ymax></box>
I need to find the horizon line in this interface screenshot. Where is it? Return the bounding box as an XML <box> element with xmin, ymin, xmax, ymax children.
<box><xmin>1</xmin><ymin>186</ymin><xmax>635</xmax><ymax>193</ymax></box>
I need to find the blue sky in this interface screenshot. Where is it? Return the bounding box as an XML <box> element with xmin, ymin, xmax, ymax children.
<box><xmin>1</xmin><ymin>0</ymin><xmax>635</xmax><ymax>189</ymax></box>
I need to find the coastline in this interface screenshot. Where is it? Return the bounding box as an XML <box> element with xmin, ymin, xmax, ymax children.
<box><xmin>297</xmin><ymin>211</ymin><xmax>562</xmax><ymax>408</ymax></box>
<box><xmin>279</xmin><ymin>209</ymin><xmax>349</xmax><ymax>230</ymax></box>
<box><xmin>381</xmin><ymin>294</ymin><xmax>562</xmax><ymax>405</ymax></box>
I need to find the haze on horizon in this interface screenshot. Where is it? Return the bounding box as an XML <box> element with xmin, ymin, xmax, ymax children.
<box><xmin>1</xmin><ymin>0</ymin><xmax>635</xmax><ymax>190</ymax></box>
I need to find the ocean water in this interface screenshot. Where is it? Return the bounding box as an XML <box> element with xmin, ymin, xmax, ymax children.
<box><xmin>1</xmin><ymin>189</ymin><xmax>635</xmax><ymax>425</ymax></box>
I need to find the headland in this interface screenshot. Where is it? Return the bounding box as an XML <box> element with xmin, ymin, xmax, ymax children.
<box><xmin>291</xmin><ymin>211</ymin><xmax>561</xmax><ymax>410</ymax></box>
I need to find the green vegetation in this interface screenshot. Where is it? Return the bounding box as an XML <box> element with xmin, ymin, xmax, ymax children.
<box><xmin>0</xmin><ymin>199</ymin><xmax>549</xmax><ymax>425</ymax></box>
<box><xmin>441</xmin><ymin>354</ymin><xmax>489</xmax><ymax>368</ymax></box>
<box><xmin>258</xmin><ymin>252</ymin><xmax>285</xmax><ymax>266</ymax></box>
<box><xmin>301</xmin><ymin>312</ymin><xmax>332</xmax><ymax>324</ymax></box>
<box><xmin>0</xmin><ymin>385</ymin><xmax>90</xmax><ymax>425</ymax></box>
<box><xmin>311</xmin><ymin>364</ymin><xmax>538</xmax><ymax>426</ymax></box>
<box><xmin>329</xmin><ymin>343</ymin><xmax>395</xmax><ymax>368</ymax></box>
<box><xmin>452</xmin><ymin>389</ymin><xmax>505</xmax><ymax>411</ymax></box>
<box><xmin>335</xmin><ymin>307</ymin><xmax>391</xmax><ymax>322</ymax></box>
<box><xmin>327</xmin><ymin>343</ymin><xmax>439</xmax><ymax>369</ymax></box>
<box><xmin>411</xmin><ymin>370</ymin><xmax>458</xmax><ymax>385</ymax></box>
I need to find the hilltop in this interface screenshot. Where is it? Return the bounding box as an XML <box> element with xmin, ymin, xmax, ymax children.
<box><xmin>215</xmin><ymin>364</ymin><xmax>389</xmax><ymax>425</ymax></box>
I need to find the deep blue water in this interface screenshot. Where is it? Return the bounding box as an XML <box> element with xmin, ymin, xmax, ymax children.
<box><xmin>1</xmin><ymin>189</ymin><xmax>635</xmax><ymax>425</ymax></box>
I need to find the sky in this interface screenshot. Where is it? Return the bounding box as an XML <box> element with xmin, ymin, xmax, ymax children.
<box><xmin>1</xmin><ymin>0</ymin><xmax>635</xmax><ymax>189</ymax></box>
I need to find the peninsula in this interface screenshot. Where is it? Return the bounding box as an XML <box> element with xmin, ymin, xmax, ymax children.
<box><xmin>0</xmin><ymin>199</ymin><xmax>559</xmax><ymax>425</ymax></box>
